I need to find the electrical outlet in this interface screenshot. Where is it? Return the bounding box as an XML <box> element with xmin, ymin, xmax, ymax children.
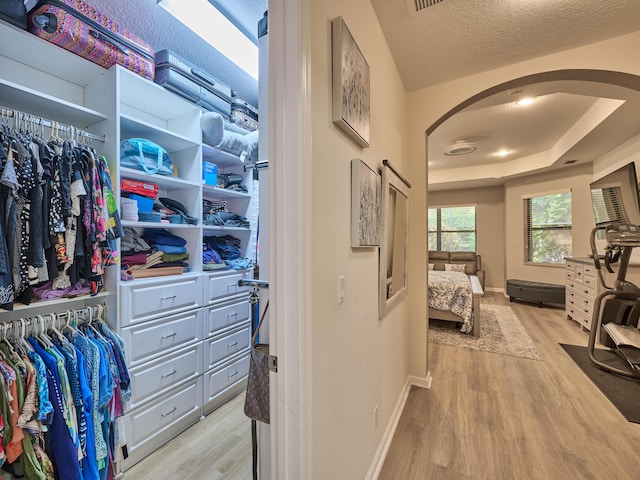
<box><xmin>373</xmin><ymin>406</ymin><xmax>378</xmax><ymax>428</ymax></box>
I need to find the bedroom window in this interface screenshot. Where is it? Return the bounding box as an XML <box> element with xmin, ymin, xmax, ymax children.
<box><xmin>428</xmin><ymin>206</ymin><xmax>476</xmax><ymax>251</ymax></box>
<box><xmin>524</xmin><ymin>191</ymin><xmax>572</xmax><ymax>264</ymax></box>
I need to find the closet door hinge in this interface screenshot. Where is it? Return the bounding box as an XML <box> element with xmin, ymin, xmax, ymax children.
<box><xmin>268</xmin><ymin>354</ymin><xmax>278</xmax><ymax>372</ymax></box>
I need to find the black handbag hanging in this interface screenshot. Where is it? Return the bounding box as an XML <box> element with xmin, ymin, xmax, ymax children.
<box><xmin>0</xmin><ymin>0</ymin><xmax>28</xmax><ymax>29</ymax></box>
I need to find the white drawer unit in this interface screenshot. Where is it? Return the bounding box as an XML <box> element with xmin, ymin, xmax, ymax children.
<box><xmin>204</xmin><ymin>298</ymin><xmax>251</xmax><ymax>336</ymax></box>
<box><xmin>203</xmin><ymin>269</ymin><xmax>253</xmax><ymax>304</ymax></box>
<box><xmin>122</xmin><ymin>377</ymin><xmax>204</xmax><ymax>469</ymax></box>
<box><xmin>205</xmin><ymin>324</ymin><xmax>251</xmax><ymax>370</ymax></box>
<box><xmin>122</xmin><ymin>308</ymin><xmax>203</xmax><ymax>367</ymax></box>
<box><xmin>203</xmin><ymin>354</ymin><xmax>250</xmax><ymax>415</ymax></box>
<box><xmin>121</xmin><ymin>274</ymin><xmax>202</xmax><ymax>325</ymax></box>
<box><xmin>127</xmin><ymin>343</ymin><xmax>203</xmax><ymax>410</ymax></box>
<box><xmin>565</xmin><ymin>257</ymin><xmax>601</xmax><ymax>331</ymax></box>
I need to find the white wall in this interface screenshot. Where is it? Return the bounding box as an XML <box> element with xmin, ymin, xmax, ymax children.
<box><xmin>307</xmin><ymin>1</ymin><xmax>415</xmax><ymax>478</ymax></box>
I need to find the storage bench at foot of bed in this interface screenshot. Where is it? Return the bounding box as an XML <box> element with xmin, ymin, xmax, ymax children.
<box><xmin>506</xmin><ymin>279</ymin><xmax>565</xmax><ymax>307</ymax></box>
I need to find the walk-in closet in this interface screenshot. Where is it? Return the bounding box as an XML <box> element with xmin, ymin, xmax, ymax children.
<box><xmin>0</xmin><ymin>0</ymin><xmax>268</xmax><ymax>478</ymax></box>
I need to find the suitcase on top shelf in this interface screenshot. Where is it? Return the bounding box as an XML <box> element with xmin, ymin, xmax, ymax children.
<box><xmin>0</xmin><ymin>0</ymin><xmax>28</xmax><ymax>29</ymax></box>
<box><xmin>154</xmin><ymin>49</ymin><xmax>234</xmax><ymax>117</ymax></box>
<box><xmin>230</xmin><ymin>98</ymin><xmax>258</xmax><ymax>132</ymax></box>
<box><xmin>27</xmin><ymin>0</ymin><xmax>155</xmax><ymax>80</ymax></box>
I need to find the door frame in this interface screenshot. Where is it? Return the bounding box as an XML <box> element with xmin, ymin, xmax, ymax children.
<box><xmin>267</xmin><ymin>0</ymin><xmax>311</xmax><ymax>478</ymax></box>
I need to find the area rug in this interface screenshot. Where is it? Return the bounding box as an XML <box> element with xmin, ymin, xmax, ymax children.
<box><xmin>560</xmin><ymin>343</ymin><xmax>640</xmax><ymax>424</ymax></box>
<box><xmin>429</xmin><ymin>304</ymin><xmax>542</xmax><ymax>361</ymax></box>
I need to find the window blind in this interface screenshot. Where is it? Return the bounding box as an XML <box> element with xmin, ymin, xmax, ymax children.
<box><xmin>591</xmin><ymin>186</ymin><xmax>626</xmax><ymax>225</ymax></box>
<box><xmin>523</xmin><ymin>193</ymin><xmax>572</xmax><ymax>263</ymax></box>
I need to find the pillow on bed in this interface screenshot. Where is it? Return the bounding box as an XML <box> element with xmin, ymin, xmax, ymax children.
<box><xmin>444</xmin><ymin>263</ymin><xmax>466</xmax><ymax>273</ymax></box>
<box><xmin>428</xmin><ymin>263</ymin><xmax>434</xmax><ymax>270</ymax></box>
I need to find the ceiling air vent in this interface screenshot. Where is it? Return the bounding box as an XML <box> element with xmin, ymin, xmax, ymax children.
<box><xmin>413</xmin><ymin>0</ymin><xmax>445</xmax><ymax>12</ymax></box>
<box><xmin>444</xmin><ymin>141</ymin><xmax>477</xmax><ymax>156</ymax></box>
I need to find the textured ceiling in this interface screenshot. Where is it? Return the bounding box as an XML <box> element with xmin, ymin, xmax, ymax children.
<box><xmin>372</xmin><ymin>0</ymin><xmax>640</xmax><ymax>92</ymax></box>
<box><xmin>367</xmin><ymin>0</ymin><xmax>640</xmax><ymax>190</ymax></box>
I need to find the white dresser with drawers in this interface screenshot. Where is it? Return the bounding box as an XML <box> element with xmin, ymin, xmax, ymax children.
<box><xmin>565</xmin><ymin>257</ymin><xmax>601</xmax><ymax>331</ymax></box>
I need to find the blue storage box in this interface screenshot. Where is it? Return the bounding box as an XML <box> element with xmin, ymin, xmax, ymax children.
<box><xmin>203</xmin><ymin>161</ymin><xmax>218</xmax><ymax>186</ymax></box>
<box><xmin>128</xmin><ymin>193</ymin><xmax>154</xmax><ymax>213</ymax></box>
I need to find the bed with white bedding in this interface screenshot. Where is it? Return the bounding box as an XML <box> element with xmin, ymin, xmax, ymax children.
<box><xmin>428</xmin><ymin>270</ymin><xmax>483</xmax><ymax>336</ymax></box>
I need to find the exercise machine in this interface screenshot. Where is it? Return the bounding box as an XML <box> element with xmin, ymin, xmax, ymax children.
<box><xmin>588</xmin><ymin>223</ymin><xmax>640</xmax><ymax>379</ymax></box>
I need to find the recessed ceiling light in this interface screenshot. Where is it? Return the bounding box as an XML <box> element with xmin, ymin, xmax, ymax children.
<box><xmin>515</xmin><ymin>97</ymin><xmax>536</xmax><ymax>106</ymax></box>
<box><xmin>496</xmin><ymin>149</ymin><xmax>510</xmax><ymax>157</ymax></box>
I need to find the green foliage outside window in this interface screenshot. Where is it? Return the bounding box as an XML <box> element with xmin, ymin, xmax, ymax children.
<box><xmin>525</xmin><ymin>192</ymin><xmax>572</xmax><ymax>263</ymax></box>
<box><xmin>428</xmin><ymin>206</ymin><xmax>476</xmax><ymax>251</ymax></box>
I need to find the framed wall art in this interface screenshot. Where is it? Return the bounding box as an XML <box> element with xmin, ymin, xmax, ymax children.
<box><xmin>332</xmin><ymin>16</ymin><xmax>370</xmax><ymax>148</ymax></box>
<box><xmin>351</xmin><ymin>159</ymin><xmax>381</xmax><ymax>247</ymax></box>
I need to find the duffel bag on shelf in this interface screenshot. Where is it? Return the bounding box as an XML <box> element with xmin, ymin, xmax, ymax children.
<box><xmin>120</xmin><ymin>138</ymin><xmax>174</xmax><ymax>176</ymax></box>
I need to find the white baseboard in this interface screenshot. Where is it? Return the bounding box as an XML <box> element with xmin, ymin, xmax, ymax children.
<box><xmin>485</xmin><ymin>287</ymin><xmax>506</xmax><ymax>295</ymax></box>
<box><xmin>409</xmin><ymin>372</ymin><xmax>432</xmax><ymax>389</ymax></box>
<box><xmin>366</xmin><ymin>372</ymin><xmax>432</xmax><ymax>480</ymax></box>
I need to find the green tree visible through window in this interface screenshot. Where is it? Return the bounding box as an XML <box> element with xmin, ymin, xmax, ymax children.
<box><xmin>428</xmin><ymin>206</ymin><xmax>476</xmax><ymax>251</ymax></box>
<box><xmin>524</xmin><ymin>192</ymin><xmax>572</xmax><ymax>263</ymax></box>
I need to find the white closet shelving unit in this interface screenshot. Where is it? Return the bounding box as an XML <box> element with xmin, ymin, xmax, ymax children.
<box><xmin>0</xmin><ymin>22</ymin><xmax>115</xmax><ymax>321</ymax></box>
<box><xmin>0</xmin><ymin>21</ymin><xmax>255</xmax><ymax>473</ymax></box>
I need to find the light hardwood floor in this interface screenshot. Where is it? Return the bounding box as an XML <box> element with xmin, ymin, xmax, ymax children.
<box><xmin>123</xmin><ymin>393</ymin><xmax>252</xmax><ymax>479</ymax></box>
<box><xmin>122</xmin><ymin>292</ymin><xmax>640</xmax><ymax>480</ymax></box>
<box><xmin>379</xmin><ymin>292</ymin><xmax>640</xmax><ymax>480</ymax></box>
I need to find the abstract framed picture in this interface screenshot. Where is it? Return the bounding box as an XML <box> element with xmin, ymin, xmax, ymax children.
<box><xmin>351</xmin><ymin>159</ymin><xmax>381</xmax><ymax>247</ymax></box>
<box><xmin>332</xmin><ymin>16</ymin><xmax>370</xmax><ymax>148</ymax></box>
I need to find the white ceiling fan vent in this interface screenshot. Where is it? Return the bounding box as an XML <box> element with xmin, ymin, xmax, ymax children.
<box><xmin>413</xmin><ymin>0</ymin><xmax>446</xmax><ymax>12</ymax></box>
<box><xmin>444</xmin><ymin>141</ymin><xmax>477</xmax><ymax>156</ymax></box>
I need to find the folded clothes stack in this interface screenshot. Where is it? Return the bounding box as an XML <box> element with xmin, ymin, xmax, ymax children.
<box><xmin>203</xmin><ymin>211</ymin><xmax>250</xmax><ymax>228</ymax></box>
<box><xmin>156</xmin><ymin>197</ymin><xmax>198</xmax><ymax>225</ymax></box>
<box><xmin>203</xmin><ymin>235</ymin><xmax>253</xmax><ymax>271</ymax></box>
<box><xmin>203</xmin><ymin>199</ymin><xmax>227</xmax><ymax>214</ymax></box>
<box><xmin>120</xmin><ymin>227</ymin><xmax>189</xmax><ymax>279</ymax></box>
<box><xmin>141</xmin><ymin>229</ymin><xmax>190</xmax><ymax>273</ymax></box>
<box><xmin>120</xmin><ymin>197</ymin><xmax>139</xmax><ymax>221</ymax></box>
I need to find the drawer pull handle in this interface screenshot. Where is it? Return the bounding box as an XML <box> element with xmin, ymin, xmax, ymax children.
<box><xmin>228</xmin><ymin>342</ymin><xmax>239</xmax><ymax>349</ymax></box>
<box><xmin>227</xmin><ymin>283</ymin><xmax>237</xmax><ymax>289</ymax></box>
<box><xmin>228</xmin><ymin>371</ymin><xmax>239</xmax><ymax>378</ymax></box>
<box><xmin>161</xmin><ymin>333</ymin><xmax>177</xmax><ymax>340</ymax></box>
<box><xmin>161</xmin><ymin>369</ymin><xmax>177</xmax><ymax>379</ymax></box>
<box><xmin>161</xmin><ymin>295</ymin><xmax>177</xmax><ymax>301</ymax></box>
<box><xmin>161</xmin><ymin>407</ymin><xmax>177</xmax><ymax>417</ymax></box>
<box><xmin>228</xmin><ymin>312</ymin><xmax>238</xmax><ymax>318</ymax></box>
<box><xmin>584</xmin><ymin>290</ymin><xmax>589</xmax><ymax>294</ymax></box>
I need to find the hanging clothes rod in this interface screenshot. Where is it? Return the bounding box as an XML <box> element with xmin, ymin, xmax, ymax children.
<box><xmin>238</xmin><ymin>279</ymin><xmax>269</xmax><ymax>288</ymax></box>
<box><xmin>244</xmin><ymin>160</ymin><xmax>269</xmax><ymax>171</ymax></box>
<box><xmin>1</xmin><ymin>106</ymin><xmax>105</xmax><ymax>143</ymax></box>
<box><xmin>1</xmin><ymin>303</ymin><xmax>107</xmax><ymax>342</ymax></box>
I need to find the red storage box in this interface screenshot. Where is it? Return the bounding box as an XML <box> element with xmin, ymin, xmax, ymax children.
<box><xmin>121</xmin><ymin>179</ymin><xmax>158</xmax><ymax>198</ymax></box>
